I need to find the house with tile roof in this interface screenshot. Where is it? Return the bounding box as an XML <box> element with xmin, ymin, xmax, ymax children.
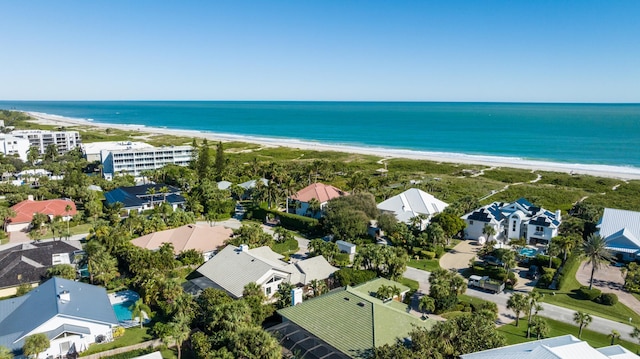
<box><xmin>460</xmin><ymin>334</ymin><xmax>637</xmax><ymax>359</ymax></box>
<box><xmin>185</xmin><ymin>244</ymin><xmax>337</xmax><ymax>298</ymax></box>
<box><xmin>0</xmin><ymin>277</ymin><xmax>119</xmax><ymax>357</ymax></box>
<box><xmin>104</xmin><ymin>183</ymin><xmax>185</xmax><ymax>213</ymax></box>
<box><xmin>6</xmin><ymin>198</ymin><xmax>77</xmax><ymax>232</ymax></box>
<box><xmin>462</xmin><ymin>198</ymin><xmax>561</xmax><ymax>245</ymax></box>
<box><xmin>597</xmin><ymin>208</ymin><xmax>640</xmax><ymax>261</ymax></box>
<box><xmin>377</xmin><ymin>188</ymin><xmax>448</xmax><ymax>230</ymax></box>
<box><xmin>291</xmin><ymin>182</ymin><xmax>348</xmax><ymax>218</ymax></box>
<box><xmin>0</xmin><ymin>241</ymin><xmax>81</xmax><ymax>297</ymax></box>
<box><xmin>131</xmin><ymin>223</ymin><xmax>233</xmax><ymax>261</ymax></box>
<box><xmin>274</xmin><ymin>278</ymin><xmax>433</xmax><ymax>358</ymax></box>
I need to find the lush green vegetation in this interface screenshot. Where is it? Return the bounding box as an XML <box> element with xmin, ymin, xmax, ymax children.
<box><xmin>498</xmin><ymin>317</ymin><xmax>640</xmax><ymax>353</ymax></box>
<box><xmin>407</xmin><ymin>258</ymin><xmax>441</xmax><ymax>272</ymax></box>
<box><xmin>537</xmin><ymin>256</ymin><xmax>640</xmax><ymax>324</ymax></box>
<box><xmin>398</xmin><ymin>276</ymin><xmax>419</xmax><ymax>290</ymax></box>
<box><xmin>481</xmin><ymin>168</ymin><xmax>538</xmax><ymax>183</ymax></box>
<box><xmin>80</xmin><ymin>327</ymin><xmax>153</xmax><ymax>356</ymax></box>
<box><xmin>270</xmin><ymin>237</ymin><xmax>299</xmax><ymax>256</ymax></box>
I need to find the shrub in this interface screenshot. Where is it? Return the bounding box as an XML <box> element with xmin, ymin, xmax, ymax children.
<box><xmin>250</xmin><ymin>206</ymin><xmax>321</xmax><ymax>235</ymax></box>
<box><xmin>533</xmin><ymin>254</ymin><xmax>561</xmax><ymax>269</ymax></box>
<box><xmin>537</xmin><ymin>268</ymin><xmax>556</xmax><ymax>289</ymax></box>
<box><xmin>422</xmin><ymin>251</ymin><xmax>436</xmax><ymax>260</ymax></box>
<box><xmin>577</xmin><ymin>286</ymin><xmax>602</xmax><ymax>301</ymax></box>
<box><xmin>333</xmin><ymin>252</ymin><xmax>351</xmax><ymax>267</ymax></box>
<box><xmin>596</xmin><ymin>292</ymin><xmax>618</xmax><ymax>306</ymax></box>
<box><xmin>112</xmin><ymin>326</ymin><xmax>125</xmax><ymax>338</ymax></box>
<box><xmin>434</xmin><ymin>246</ymin><xmax>445</xmax><ymax>258</ymax></box>
<box><xmin>334</xmin><ymin>268</ymin><xmax>376</xmax><ymax>286</ymax></box>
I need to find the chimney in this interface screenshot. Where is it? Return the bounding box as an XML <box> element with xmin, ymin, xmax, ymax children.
<box><xmin>58</xmin><ymin>290</ymin><xmax>70</xmax><ymax>303</ymax></box>
<box><xmin>555</xmin><ymin>210</ymin><xmax>561</xmax><ymax>222</ymax></box>
<box><xmin>240</xmin><ymin>244</ymin><xmax>249</xmax><ymax>252</ymax></box>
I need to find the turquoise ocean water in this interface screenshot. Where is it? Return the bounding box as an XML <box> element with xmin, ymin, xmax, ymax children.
<box><xmin>1</xmin><ymin>101</ymin><xmax>639</xmax><ymax>168</ymax></box>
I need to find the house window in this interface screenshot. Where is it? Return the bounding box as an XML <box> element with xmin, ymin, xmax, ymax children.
<box><xmin>512</xmin><ymin>221</ymin><xmax>517</xmax><ymax>231</ymax></box>
<box><xmin>266</xmin><ymin>287</ymin><xmax>272</xmax><ymax>295</ymax></box>
<box><xmin>536</xmin><ymin>226</ymin><xmax>544</xmax><ymax>232</ymax></box>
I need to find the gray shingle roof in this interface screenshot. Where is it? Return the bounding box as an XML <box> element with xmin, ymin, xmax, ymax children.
<box><xmin>0</xmin><ymin>241</ymin><xmax>79</xmax><ymax>289</ymax></box>
<box><xmin>0</xmin><ymin>277</ymin><xmax>118</xmax><ymax>352</ymax></box>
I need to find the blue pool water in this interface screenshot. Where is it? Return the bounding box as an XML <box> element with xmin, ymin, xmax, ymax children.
<box><xmin>112</xmin><ymin>301</ymin><xmax>135</xmax><ymax>322</ymax></box>
<box><xmin>519</xmin><ymin>247</ymin><xmax>538</xmax><ymax>257</ymax></box>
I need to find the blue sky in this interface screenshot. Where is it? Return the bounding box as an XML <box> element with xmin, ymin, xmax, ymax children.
<box><xmin>1</xmin><ymin>1</ymin><xmax>639</xmax><ymax>102</ymax></box>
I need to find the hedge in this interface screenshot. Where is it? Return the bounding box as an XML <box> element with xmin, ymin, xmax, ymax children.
<box><xmin>334</xmin><ymin>268</ymin><xmax>377</xmax><ymax>286</ymax></box>
<box><xmin>596</xmin><ymin>292</ymin><xmax>618</xmax><ymax>306</ymax></box>
<box><xmin>250</xmin><ymin>206</ymin><xmax>321</xmax><ymax>234</ymax></box>
<box><xmin>532</xmin><ymin>254</ymin><xmax>562</xmax><ymax>270</ymax></box>
<box><xmin>577</xmin><ymin>286</ymin><xmax>602</xmax><ymax>301</ymax></box>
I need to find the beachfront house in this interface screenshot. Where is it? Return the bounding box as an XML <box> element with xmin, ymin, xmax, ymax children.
<box><xmin>104</xmin><ymin>183</ymin><xmax>185</xmax><ymax>214</ymax></box>
<box><xmin>271</xmin><ymin>278</ymin><xmax>432</xmax><ymax>359</ymax></box>
<box><xmin>130</xmin><ymin>223</ymin><xmax>233</xmax><ymax>261</ymax></box>
<box><xmin>462</xmin><ymin>198</ymin><xmax>561</xmax><ymax>245</ymax></box>
<box><xmin>0</xmin><ymin>277</ymin><xmax>119</xmax><ymax>358</ymax></box>
<box><xmin>596</xmin><ymin>208</ymin><xmax>640</xmax><ymax>262</ymax></box>
<box><xmin>6</xmin><ymin>197</ymin><xmax>77</xmax><ymax>232</ymax></box>
<box><xmin>185</xmin><ymin>244</ymin><xmax>337</xmax><ymax>299</ymax></box>
<box><xmin>11</xmin><ymin>129</ymin><xmax>81</xmax><ymax>155</ymax></box>
<box><xmin>0</xmin><ymin>241</ymin><xmax>80</xmax><ymax>297</ymax></box>
<box><xmin>290</xmin><ymin>182</ymin><xmax>348</xmax><ymax>218</ymax></box>
<box><xmin>376</xmin><ymin>188</ymin><xmax>448</xmax><ymax>230</ymax></box>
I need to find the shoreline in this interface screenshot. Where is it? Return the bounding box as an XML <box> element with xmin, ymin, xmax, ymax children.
<box><xmin>24</xmin><ymin>110</ymin><xmax>640</xmax><ymax>181</ymax></box>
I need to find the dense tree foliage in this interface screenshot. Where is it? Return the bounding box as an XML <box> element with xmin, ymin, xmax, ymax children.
<box><xmin>323</xmin><ymin>193</ymin><xmax>379</xmax><ymax>240</ymax></box>
<box><xmin>353</xmin><ymin>244</ymin><xmax>409</xmax><ymax>280</ymax></box>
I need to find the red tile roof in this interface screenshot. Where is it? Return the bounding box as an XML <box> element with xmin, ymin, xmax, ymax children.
<box><xmin>8</xmin><ymin>199</ymin><xmax>77</xmax><ymax>224</ymax></box>
<box><xmin>291</xmin><ymin>183</ymin><xmax>348</xmax><ymax>203</ymax></box>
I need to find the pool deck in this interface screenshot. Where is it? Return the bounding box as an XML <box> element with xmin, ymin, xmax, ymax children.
<box><xmin>108</xmin><ymin>290</ymin><xmax>140</xmax><ymax>305</ymax></box>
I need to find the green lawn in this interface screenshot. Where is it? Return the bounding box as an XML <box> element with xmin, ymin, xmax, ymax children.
<box><xmin>40</xmin><ymin>223</ymin><xmax>93</xmax><ymax>239</ymax></box>
<box><xmin>398</xmin><ymin>276</ymin><xmax>419</xmax><ymax>291</ymax></box>
<box><xmin>498</xmin><ymin>317</ymin><xmax>640</xmax><ymax>353</ymax></box>
<box><xmin>537</xmin><ymin>255</ymin><xmax>640</xmax><ymax>324</ymax></box>
<box><xmin>79</xmin><ymin>327</ymin><xmax>153</xmax><ymax>356</ymax></box>
<box><xmin>271</xmin><ymin>238</ymin><xmax>299</xmax><ymax>256</ymax></box>
<box><xmin>407</xmin><ymin>258</ymin><xmax>441</xmax><ymax>272</ymax></box>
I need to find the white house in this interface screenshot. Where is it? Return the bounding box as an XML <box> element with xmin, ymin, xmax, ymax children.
<box><xmin>462</xmin><ymin>198</ymin><xmax>561</xmax><ymax>245</ymax></box>
<box><xmin>0</xmin><ymin>134</ymin><xmax>30</xmax><ymax>161</ymax></box>
<box><xmin>0</xmin><ymin>277</ymin><xmax>119</xmax><ymax>358</ymax></box>
<box><xmin>597</xmin><ymin>208</ymin><xmax>640</xmax><ymax>261</ymax></box>
<box><xmin>377</xmin><ymin>188</ymin><xmax>448</xmax><ymax>230</ymax></box>
<box><xmin>461</xmin><ymin>334</ymin><xmax>636</xmax><ymax>359</ymax></box>
<box><xmin>186</xmin><ymin>244</ymin><xmax>337</xmax><ymax>299</ymax></box>
<box><xmin>290</xmin><ymin>182</ymin><xmax>348</xmax><ymax>218</ymax></box>
<box><xmin>336</xmin><ymin>240</ymin><xmax>356</xmax><ymax>255</ymax></box>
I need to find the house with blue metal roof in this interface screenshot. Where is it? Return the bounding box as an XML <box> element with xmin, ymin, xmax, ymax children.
<box><xmin>597</xmin><ymin>208</ymin><xmax>640</xmax><ymax>261</ymax></box>
<box><xmin>104</xmin><ymin>183</ymin><xmax>185</xmax><ymax>213</ymax></box>
<box><xmin>462</xmin><ymin>198</ymin><xmax>561</xmax><ymax>245</ymax></box>
<box><xmin>0</xmin><ymin>277</ymin><xmax>119</xmax><ymax>357</ymax></box>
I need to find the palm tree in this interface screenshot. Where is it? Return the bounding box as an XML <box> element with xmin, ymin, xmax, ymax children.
<box><xmin>146</xmin><ymin>187</ymin><xmax>157</xmax><ymax>208</ymax></box>
<box><xmin>582</xmin><ymin>234</ymin><xmax>614</xmax><ymax>290</ymax></box>
<box><xmin>0</xmin><ymin>345</ymin><xmax>12</xmax><ymax>359</ymax></box>
<box><xmin>64</xmin><ymin>204</ymin><xmax>72</xmax><ymax>234</ymax></box>
<box><xmin>507</xmin><ymin>293</ymin><xmax>528</xmax><ymax>327</ymax></box>
<box><xmin>609</xmin><ymin>329</ymin><xmax>621</xmax><ymax>345</ymax></box>
<box><xmin>630</xmin><ymin>327</ymin><xmax>640</xmax><ymax>346</ymax></box>
<box><xmin>530</xmin><ymin>317</ymin><xmax>549</xmax><ymax>339</ymax></box>
<box><xmin>129</xmin><ymin>299</ymin><xmax>152</xmax><ymax>328</ymax></box>
<box><xmin>0</xmin><ymin>207</ymin><xmax>16</xmax><ymax>232</ymax></box>
<box><xmin>573</xmin><ymin>311</ymin><xmax>592</xmax><ymax>338</ymax></box>
<box><xmin>502</xmin><ymin>250</ymin><xmax>516</xmax><ymax>282</ymax></box>
<box><xmin>306</xmin><ymin>198</ymin><xmax>321</xmax><ymax>217</ymax></box>
<box><xmin>376</xmin><ymin>285</ymin><xmax>392</xmax><ymax>301</ymax></box>
<box><xmin>547</xmin><ymin>240</ymin><xmax>561</xmax><ymax>268</ymax></box>
<box><xmin>483</xmin><ymin>224</ymin><xmax>497</xmax><ymax>241</ymax></box>
<box><xmin>22</xmin><ymin>333</ymin><xmax>49</xmax><ymax>359</ymax></box>
<box><xmin>555</xmin><ymin>235</ymin><xmax>578</xmax><ymax>263</ymax></box>
<box><xmin>526</xmin><ymin>291</ymin><xmax>544</xmax><ymax>338</ymax></box>
<box><xmin>418</xmin><ymin>296</ymin><xmax>435</xmax><ymax>317</ymax></box>
<box><xmin>162</xmin><ymin>313</ymin><xmax>191</xmax><ymax>359</ymax></box>
<box><xmin>309</xmin><ymin>279</ymin><xmax>327</xmax><ymax>297</ymax></box>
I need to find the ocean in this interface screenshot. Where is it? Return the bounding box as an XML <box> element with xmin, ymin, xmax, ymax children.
<box><xmin>1</xmin><ymin>101</ymin><xmax>639</xmax><ymax>168</ymax></box>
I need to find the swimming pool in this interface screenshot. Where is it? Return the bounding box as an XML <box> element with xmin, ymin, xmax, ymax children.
<box><xmin>112</xmin><ymin>300</ymin><xmax>135</xmax><ymax>322</ymax></box>
<box><xmin>519</xmin><ymin>247</ymin><xmax>538</xmax><ymax>257</ymax></box>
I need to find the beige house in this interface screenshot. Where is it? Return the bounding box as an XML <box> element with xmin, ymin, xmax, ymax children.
<box><xmin>131</xmin><ymin>223</ymin><xmax>233</xmax><ymax>261</ymax></box>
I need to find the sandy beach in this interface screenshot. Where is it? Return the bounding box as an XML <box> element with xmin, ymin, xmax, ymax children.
<box><xmin>24</xmin><ymin>111</ymin><xmax>640</xmax><ymax>180</ymax></box>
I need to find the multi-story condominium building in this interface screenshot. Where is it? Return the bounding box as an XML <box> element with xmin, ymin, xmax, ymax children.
<box><xmin>11</xmin><ymin>129</ymin><xmax>81</xmax><ymax>154</ymax></box>
<box><xmin>81</xmin><ymin>141</ymin><xmax>154</xmax><ymax>162</ymax></box>
<box><xmin>100</xmin><ymin>145</ymin><xmax>193</xmax><ymax>179</ymax></box>
<box><xmin>0</xmin><ymin>134</ymin><xmax>30</xmax><ymax>161</ymax></box>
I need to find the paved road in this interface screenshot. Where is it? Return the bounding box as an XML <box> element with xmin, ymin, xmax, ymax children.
<box><xmin>404</xmin><ymin>267</ymin><xmax>638</xmax><ymax>341</ymax></box>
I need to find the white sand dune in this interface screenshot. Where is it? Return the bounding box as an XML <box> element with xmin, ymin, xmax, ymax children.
<box><xmin>24</xmin><ymin>111</ymin><xmax>640</xmax><ymax>180</ymax></box>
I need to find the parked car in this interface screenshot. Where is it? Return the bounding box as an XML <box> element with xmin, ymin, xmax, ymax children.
<box><xmin>483</xmin><ymin>255</ymin><xmax>504</xmax><ymax>267</ymax></box>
